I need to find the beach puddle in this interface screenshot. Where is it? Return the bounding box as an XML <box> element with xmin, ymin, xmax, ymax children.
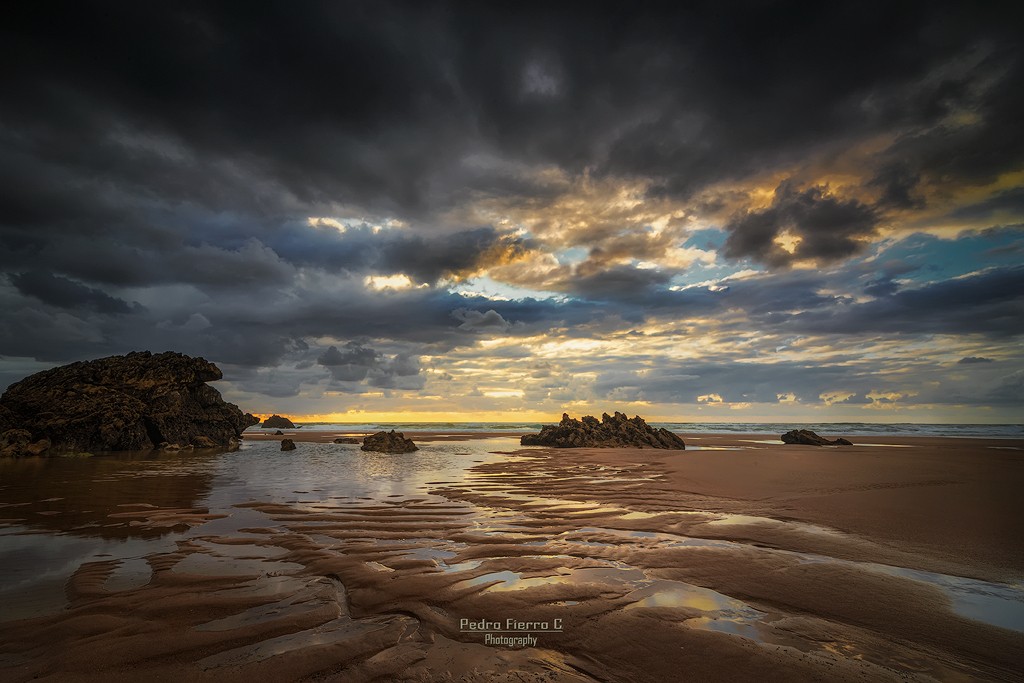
<box><xmin>103</xmin><ymin>556</ymin><xmax>152</xmax><ymax>591</ymax></box>
<box><xmin>685</xmin><ymin>616</ymin><xmax>768</xmax><ymax>640</ymax></box>
<box><xmin>0</xmin><ymin>524</ymin><xmax>180</xmax><ymax>621</ymax></box>
<box><xmin>625</xmin><ymin>580</ymin><xmax>770</xmax><ymax>641</ymax></box>
<box><xmin>365</xmin><ymin>561</ymin><xmax>395</xmax><ymax>572</ymax></box>
<box><xmin>625</xmin><ymin>581</ymin><xmax>757</xmax><ymax>614</ymax></box>
<box><xmin>868</xmin><ymin>564</ymin><xmax>1024</xmax><ymax>633</ymax></box>
<box><xmin>440</xmin><ymin>559</ymin><xmax>484</xmax><ymax>573</ymax></box>
<box><xmin>459</xmin><ymin>565</ymin><xmax>647</xmax><ymax>592</ymax></box>
<box><xmin>172</xmin><ymin>552</ymin><xmax>303</xmax><ymax>577</ymax></box>
<box><xmin>619</xmin><ymin>511</ymin><xmax>657</xmax><ymax>520</ymax></box>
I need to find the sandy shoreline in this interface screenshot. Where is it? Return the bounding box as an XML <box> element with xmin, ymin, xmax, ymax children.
<box><xmin>2</xmin><ymin>432</ymin><xmax>1022</xmax><ymax>681</ymax></box>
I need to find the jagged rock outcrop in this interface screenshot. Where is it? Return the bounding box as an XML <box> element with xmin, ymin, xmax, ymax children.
<box><xmin>262</xmin><ymin>415</ymin><xmax>296</xmax><ymax>429</ymax></box>
<box><xmin>361</xmin><ymin>430</ymin><xmax>418</xmax><ymax>453</ymax></box>
<box><xmin>333</xmin><ymin>437</ymin><xmax>361</xmax><ymax>444</ymax></box>
<box><xmin>781</xmin><ymin>429</ymin><xmax>853</xmax><ymax>446</ymax></box>
<box><xmin>0</xmin><ymin>351</ymin><xmax>260</xmax><ymax>456</ymax></box>
<box><xmin>281</xmin><ymin>438</ymin><xmax>296</xmax><ymax>451</ymax></box>
<box><xmin>521</xmin><ymin>412</ymin><xmax>686</xmax><ymax>449</ymax></box>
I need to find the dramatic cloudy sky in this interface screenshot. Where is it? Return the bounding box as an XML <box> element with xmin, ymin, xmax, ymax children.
<box><xmin>2</xmin><ymin>2</ymin><xmax>1022</xmax><ymax>422</ymax></box>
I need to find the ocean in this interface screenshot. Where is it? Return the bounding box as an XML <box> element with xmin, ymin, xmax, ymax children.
<box><xmin>246</xmin><ymin>421</ymin><xmax>1024</xmax><ymax>439</ymax></box>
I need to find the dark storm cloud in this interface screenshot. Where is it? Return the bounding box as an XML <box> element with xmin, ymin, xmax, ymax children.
<box><xmin>948</xmin><ymin>187</ymin><xmax>1024</xmax><ymax>221</ymax></box>
<box><xmin>271</xmin><ymin>224</ymin><xmax>520</xmax><ymax>284</ymax></box>
<box><xmin>452</xmin><ymin>309</ymin><xmax>512</xmax><ymax>332</ymax></box>
<box><xmin>875</xmin><ymin>52</ymin><xmax>1024</xmax><ymax>189</ymax></box>
<box><xmin>562</xmin><ymin>265</ymin><xmax>675</xmax><ymax>304</ymax></box>
<box><xmin>773</xmin><ymin>265</ymin><xmax>1024</xmax><ymax>336</ymax></box>
<box><xmin>988</xmin><ymin>370</ymin><xmax>1024</xmax><ymax>404</ymax></box>
<box><xmin>723</xmin><ymin>182</ymin><xmax>880</xmax><ymax>266</ymax></box>
<box><xmin>8</xmin><ymin>271</ymin><xmax>141</xmax><ymax>315</ymax></box>
<box><xmin>317</xmin><ymin>341</ymin><xmax>423</xmax><ymax>390</ymax></box>
<box><xmin>4</xmin><ymin>2</ymin><xmax>1020</xmax><ymax>229</ymax></box>
<box><xmin>868</xmin><ymin>163</ymin><xmax>925</xmax><ymax>210</ymax></box>
<box><xmin>610</xmin><ymin>263</ymin><xmax>1024</xmax><ymax>339</ymax></box>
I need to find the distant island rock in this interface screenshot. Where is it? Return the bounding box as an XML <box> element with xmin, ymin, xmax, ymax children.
<box><xmin>0</xmin><ymin>351</ymin><xmax>259</xmax><ymax>457</ymax></box>
<box><xmin>781</xmin><ymin>429</ymin><xmax>853</xmax><ymax>446</ymax></box>
<box><xmin>262</xmin><ymin>414</ymin><xmax>296</xmax><ymax>429</ymax></box>
<box><xmin>521</xmin><ymin>412</ymin><xmax>686</xmax><ymax>449</ymax></box>
<box><xmin>281</xmin><ymin>438</ymin><xmax>296</xmax><ymax>451</ymax></box>
<box><xmin>361</xmin><ymin>430</ymin><xmax>418</xmax><ymax>453</ymax></box>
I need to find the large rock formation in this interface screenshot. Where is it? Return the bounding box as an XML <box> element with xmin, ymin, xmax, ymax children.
<box><xmin>361</xmin><ymin>430</ymin><xmax>418</xmax><ymax>453</ymax></box>
<box><xmin>521</xmin><ymin>412</ymin><xmax>686</xmax><ymax>449</ymax></box>
<box><xmin>262</xmin><ymin>414</ymin><xmax>296</xmax><ymax>429</ymax></box>
<box><xmin>0</xmin><ymin>351</ymin><xmax>260</xmax><ymax>456</ymax></box>
<box><xmin>781</xmin><ymin>429</ymin><xmax>853</xmax><ymax>446</ymax></box>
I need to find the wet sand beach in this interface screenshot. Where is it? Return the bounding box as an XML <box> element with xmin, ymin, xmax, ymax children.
<box><xmin>1</xmin><ymin>432</ymin><xmax>1022</xmax><ymax>681</ymax></box>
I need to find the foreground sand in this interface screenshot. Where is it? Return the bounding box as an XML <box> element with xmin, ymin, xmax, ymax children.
<box><xmin>2</xmin><ymin>431</ymin><xmax>1022</xmax><ymax>681</ymax></box>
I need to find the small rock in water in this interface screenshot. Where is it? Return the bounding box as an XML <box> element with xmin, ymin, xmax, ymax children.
<box><xmin>281</xmin><ymin>438</ymin><xmax>296</xmax><ymax>451</ymax></box>
<box><xmin>274</xmin><ymin>430</ymin><xmax>284</xmax><ymax>435</ymax></box>
<box><xmin>361</xmin><ymin>430</ymin><xmax>418</xmax><ymax>453</ymax></box>
<box><xmin>333</xmin><ymin>437</ymin><xmax>361</xmax><ymax>444</ymax></box>
<box><xmin>781</xmin><ymin>429</ymin><xmax>853</xmax><ymax>446</ymax></box>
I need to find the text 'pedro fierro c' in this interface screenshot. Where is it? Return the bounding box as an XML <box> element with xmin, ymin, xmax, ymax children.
<box><xmin>460</xmin><ymin>618</ymin><xmax>564</xmax><ymax>648</ymax></box>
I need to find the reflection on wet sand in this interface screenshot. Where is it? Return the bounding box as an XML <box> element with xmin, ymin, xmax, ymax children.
<box><xmin>0</xmin><ymin>451</ymin><xmax>217</xmax><ymax>538</ymax></box>
<box><xmin>1</xmin><ymin>436</ymin><xmax>1023</xmax><ymax>682</ymax></box>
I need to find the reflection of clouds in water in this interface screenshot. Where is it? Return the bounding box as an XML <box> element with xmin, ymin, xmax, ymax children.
<box><xmin>0</xmin><ymin>451</ymin><xmax>217</xmax><ymax>540</ymax></box>
<box><xmin>0</xmin><ymin>528</ymin><xmax>179</xmax><ymax>622</ymax></box>
<box><xmin>0</xmin><ymin>437</ymin><xmax>515</xmax><ymax>625</ymax></box>
<box><xmin>203</xmin><ymin>439</ymin><xmax>517</xmax><ymax>507</ymax></box>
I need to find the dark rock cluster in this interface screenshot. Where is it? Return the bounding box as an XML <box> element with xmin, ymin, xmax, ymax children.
<box><xmin>781</xmin><ymin>429</ymin><xmax>853</xmax><ymax>446</ymax></box>
<box><xmin>361</xmin><ymin>430</ymin><xmax>418</xmax><ymax>453</ymax></box>
<box><xmin>0</xmin><ymin>351</ymin><xmax>259</xmax><ymax>456</ymax></box>
<box><xmin>262</xmin><ymin>414</ymin><xmax>296</xmax><ymax>429</ymax></box>
<box><xmin>521</xmin><ymin>412</ymin><xmax>686</xmax><ymax>449</ymax></box>
<box><xmin>333</xmin><ymin>437</ymin><xmax>361</xmax><ymax>444</ymax></box>
<box><xmin>281</xmin><ymin>438</ymin><xmax>297</xmax><ymax>451</ymax></box>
